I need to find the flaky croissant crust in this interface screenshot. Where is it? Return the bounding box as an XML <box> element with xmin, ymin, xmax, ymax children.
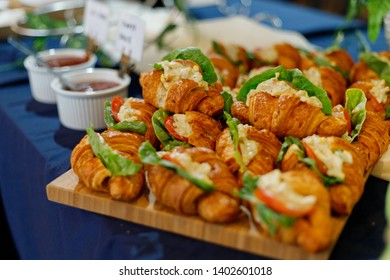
<box><xmin>140</xmin><ymin>59</ymin><xmax>224</xmax><ymax>116</ymax></box>
<box><xmin>145</xmin><ymin>146</ymin><xmax>241</xmax><ymax>223</ymax></box>
<box><xmin>71</xmin><ymin>130</ymin><xmax>145</xmax><ymax>202</ymax></box>
<box><xmin>215</xmin><ymin>126</ymin><xmax>281</xmax><ymax>176</ymax></box>
<box><xmin>280</xmin><ymin>136</ymin><xmax>366</xmax><ymax>215</ymax></box>
<box><xmin>231</xmin><ymin>92</ymin><xmax>348</xmax><ymax>139</ymax></box>
<box><xmin>185</xmin><ymin>111</ymin><xmax>223</xmax><ymax>150</ymax></box>
<box><xmin>249</xmin><ymin>169</ymin><xmax>333</xmax><ymax>253</ymax></box>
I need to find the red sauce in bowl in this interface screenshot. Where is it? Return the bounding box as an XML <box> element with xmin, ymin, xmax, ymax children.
<box><xmin>44</xmin><ymin>55</ymin><xmax>90</xmax><ymax>68</ymax></box>
<box><xmin>73</xmin><ymin>81</ymin><xmax>120</xmax><ymax>92</ymax></box>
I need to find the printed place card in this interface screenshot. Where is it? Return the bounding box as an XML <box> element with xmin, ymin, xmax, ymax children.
<box><xmin>116</xmin><ymin>14</ymin><xmax>145</xmax><ymax>62</ymax></box>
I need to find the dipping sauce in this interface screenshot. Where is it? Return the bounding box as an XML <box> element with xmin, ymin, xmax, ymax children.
<box><xmin>72</xmin><ymin>81</ymin><xmax>120</xmax><ymax>92</ymax></box>
<box><xmin>43</xmin><ymin>55</ymin><xmax>90</xmax><ymax>68</ymax></box>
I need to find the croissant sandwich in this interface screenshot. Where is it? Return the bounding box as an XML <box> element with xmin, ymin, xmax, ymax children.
<box><xmin>140</xmin><ymin>47</ymin><xmax>224</xmax><ymax>116</ymax></box>
<box><xmin>350</xmin><ymin>51</ymin><xmax>390</xmax><ymax>84</ymax></box>
<box><xmin>231</xmin><ymin>66</ymin><xmax>348</xmax><ymax>139</ymax></box>
<box><xmin>300</xmin><ymin>48</ymin><xmax>354</xmax><ymax>79</ymax></box>
<box><xmin>151</xmin><ymin>109</ymin><xmax>223</xmax><ymax>151</ymax></box>
<box><xmin>216</xmin><ymin>114</ymin><xmax>281</xmax><ymax>176</ymax></box>
<box><xmin>238</xmin><ymin>169</ymin><xmax>333</xmax><ymax>253</ymax></box>
<box><xmin>252</xmin><ymin>42</ymin><xmax>302</xmax><ymax>70</ymax></box>
<box><xmin>209</xmin><ymin>40</ymin><xmax>251</xmax><ymax>73</ymax></box>
<box><xmin>353</xmin><ymin>111</ymin><xmax>390</xmax><ymax>172</ymax></box>
<box><xmin>209</xmin><ymin>53</ymin><xmax>240</xmax><ymax>89</ymax></box>
<box><xmin>278</xmin><ymin>135</ymin><xmax>366</xmax><ymax>215</ymax></box>
<box><xmin>104</xmin><ymin>96</ymin><xmax>159</xmax><ymax>147</ymax></box>
<box><xmin>303</xmin><ymin>65</ymin><xmax>347</xmax><ymax>106</ymax></box>
<box><xmin>139</xmin><ymin>142</ymin><xmax>241</xmax><ymax>223</ymax></box>
<box><xmin>71</xmin><ymin>127</ymin><xmax>145</xmax><ymax>202</ymax></box>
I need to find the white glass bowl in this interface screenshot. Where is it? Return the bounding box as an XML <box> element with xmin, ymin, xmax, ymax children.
<box><xmin>51</xmin><ymin>68</ymin><xmax>130</xmax><ymax>131</ymax></box>
<box><xmin>24</xmin><ymin>48</ymin><xmax>97</xmax><ymax>104</ymax></box>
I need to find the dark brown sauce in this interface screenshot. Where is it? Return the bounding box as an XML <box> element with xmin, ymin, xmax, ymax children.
<box><xmin>44</xmin><ymin>55</ymin><xmax>89</xmax><ymax>68</ymax></box>
<box><xmin>72</xmin><ymin>81</ymin><xmax>120</xmax><ymax>92</ymax></box>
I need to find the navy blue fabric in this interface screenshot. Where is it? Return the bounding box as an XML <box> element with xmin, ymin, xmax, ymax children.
<box><xmin>0</xmin><ymin>0</ymin><xmax>388</xmax><ymax>259</ymax></box>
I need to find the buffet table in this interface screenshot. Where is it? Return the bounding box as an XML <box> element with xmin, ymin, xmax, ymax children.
<box><xmin>0</xmin><ymin>0</ymin><xmax>388</xmax><ymax>260</ymax></box>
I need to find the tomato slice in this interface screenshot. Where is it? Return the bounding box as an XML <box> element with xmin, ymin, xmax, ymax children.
<box><xmin>164</xmin><ymin>116</ymin><xmax>188</xmax><ymax>142</ymax></box>
<box><xmin>161</xmin><ymin>153</ymin><xmax>183</xmax><ymax>168</ymax></box>
<box><xmin>369</xmin><ymin>96</ymin><xmax>385</xmax><ymax>112</ymax></box>
<box><xmin>254</xmin><ymin>188</ymin><xmax>314</xmax><ymax>218</ymax></box>
<box><xmin>302</xmin><ymin>142</ymin><xmax>327</xmax><ymax>175</ymax></box>
<box><xmin>111</xmin><ymin>96</ymin><xmax>125</xmax><ymax>123</ymax></box>
<box><xmin>343</xmin><ymin>108</ymin><xmax>352</xmax><ymax>136</ymax></box>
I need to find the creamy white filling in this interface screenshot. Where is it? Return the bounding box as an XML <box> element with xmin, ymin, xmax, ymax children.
<box><xmin>303</xmin><ymin>67</ymin><xmax>323</xmax><ymax>88</ymax></box>
<box><xmin>246</xmin><ymin>73</ymin><xmax>323</xmax><ymax>108</ymax></box>
<box><xmin>172</xmin><ymin>114</ymin><xmax>192</xmax><ymax>138</ymax></box>
<box><xmin>237</xmin><ymin>124</ymin><xmax>259</xmax><ymax>165</ymax></box>
<box><xmin>256</xmin><ymin>47</ymin><xmax>278</xmax><ymax>63</ymax></box>
<box><xmin>169</xmin><ymin>151</ymin><xmax>212</xmax><ymax>184</ymax></box>
<box><xmin>369</xmin><ymin>79</ymin><xmax>389</xmax><ymax>104</ymax></box>
<box><xmin>302</xmin><ymin>135</ymin><xmax>353</xmax><ymax>179</ymax></box>
<box><xmin>117</xmin><ymin>98</ymin><xmax>140</xmax><ymax>122</ymax></box>
<box><xmin>159</xmin><ymin>60</ymin><xmax>208</xmax><ymax>91</ymax></box>
<box><xmin>256</xmin><ymin>169</ymin><xmax>317</xmax><ymax>212</ymax></box>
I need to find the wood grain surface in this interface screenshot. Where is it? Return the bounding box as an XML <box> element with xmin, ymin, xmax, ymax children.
<box><xmin>46</xmin><ymin>169</ymin><xmax>348</xmax><ymax>260</ymax></box>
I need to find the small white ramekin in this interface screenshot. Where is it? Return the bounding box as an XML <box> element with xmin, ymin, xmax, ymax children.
<box><xmin>51</xmin><ymin>68</ymin><xmax>130</xmax><ymax>131</ymax></box>
<box><xmin>24</xmin><ymin>48</ymin><xmax>97</xmax><ymax>104</ymax></box>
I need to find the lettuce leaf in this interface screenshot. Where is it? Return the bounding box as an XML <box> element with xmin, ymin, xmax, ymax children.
<box><xmin>221</xmin><ymin>91</ymin><xmax>234</xmax><ymax>115</ymax></box>
<box><xmin>360</xmin><ymin>52</ymin><xmax>390</xmax><ymax>85</ymax></box>
<box><xmin>277</xmin><ymin>136</ymin><xmax>343</xmax><ymax>187</ymax></box>
<box><xmin>151</xmin><ymin>109</ymin><xmax>191</xmax><ymax>151</ymax></box>
<box><xmin>237</xmin><ymin>172</ymin><xmax>295</xmax><ymax>235</ymax></box>
<box><xmin>236</xmin><ymin>65</ymin><xmax>332</xmax><ymax>115</ymax></box>
<box><xmin>224</xmin><ymin>112</ymin><xmax>246</xmax><ymax>173</ymax></box>
<box><xmin>86</xmin><ymin>126</ymin><xmax>142</xmax><ymax>177</ymax></box>
<box><xmin>159</xmin><ymin>47</ymin><xmax>218</xmax><ymax>84</ymax></box>
<box><xmin>103</xmin><ymin>101</ymin><xmax>147</xmax><ymax>135</ymax></box>
<box><xmin>343</xmin><ymin>88</ymin><xmax>367</xmax><ymax>143</ymax></box>
<box><xmin>138</xmin><ymin>141</ymin><xmax>215</xmax><ymax>192</ymax></box>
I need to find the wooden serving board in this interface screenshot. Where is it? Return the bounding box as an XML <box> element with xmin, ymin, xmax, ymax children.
<box><xmin>46</xmin><ymin>169</ymin><xmax>348</xmax><ymax>260</ymax></box>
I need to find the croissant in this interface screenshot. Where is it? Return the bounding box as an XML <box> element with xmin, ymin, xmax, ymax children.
<box><xmin>163</xmin><ymin>111</ymin><xmax>223</xmax><ymax>150</ymax></box>
<box><xmin>253</xmin><ymin>43</ymin><xmax>301</xmax><ymax>69</ymax></box>
<box><xmin>209</xmin><ymin>41</ymin><xmax>251</xmax><ymax>73</ymax></box>
<box><xmin>303</xmin><ymin>66</ymin><xmax>347</xmax><ymax>106</ymax></box>
<box><xmin>353</xmin><ymin>111</ymin><xmax>390</xmax><ymax>172</ymax></box>
<box><xmin>324</xmin><ymin>49</ymin><xmax>355</xmax><ymax>75</ymax></box>
<box><xmin>348</xmin><ymin>80</ymin><xmax>390</xmax><ymax>117</ymax></box>
<box><xmin>113</xmin><ymin>97</ymin><xmax>159</xmax><ymax>147</ymax></box>
<box><xmin>280</xmin><ymin>135</ymin><xmax>366</xmax><ymax>215</ymax></box>
<box><xmin>71</xmin><ymin>130</ymin><xmax>145</xmax><ymax>201</ymax></box>
<box><xmin>231</xmin><ymin>92</ymin><xmax>348</xmax><ymax>139</ymax></box>
<box><xmin>349</xmin><ymin>61</ymin><xmax>380</xmax><ymax>84</ymax></box>
<box><xmin>140</xmin><ymin>59</ymin><xmax>224</xmax><ymax>116</ymax></box>
<box><xmin>350</xmin><ymin>51</ymin><xmax>390</xmax><ymax>84</ymax></box>
<box><xmin>209</xmin><ymin>53</ymin><xmax>240</xmax><ymax>88</ymax></box>
<box><xmin>145</xmin><ymin>146</ymin><xmax>241</xmax><ymax>223</ymax></box>
<box><xmin>242</xmin><ymin>169</ymin><xmax>333</xmax><ymax>253</ymax></box>
<box><xmin>215</xmin><ymin>125</ymin><xmax>281</xmax><ymax>176</ymax></box>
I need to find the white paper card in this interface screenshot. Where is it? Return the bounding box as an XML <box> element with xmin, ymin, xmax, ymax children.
<box><xmin>83</xmin><ymin>0</ymin><xmax>110</xmax><ymax>44</ymax></box>
<box><xmin>116</xmin><ymin>14</ymin><xmax>145</xmax><ymax>62</ymax></box>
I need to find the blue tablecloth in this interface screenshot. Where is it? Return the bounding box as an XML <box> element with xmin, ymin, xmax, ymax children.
<box><xmin>0</xmin><ymin>0</ymin><xmax>388</xmax><ymax>260</ymax></box>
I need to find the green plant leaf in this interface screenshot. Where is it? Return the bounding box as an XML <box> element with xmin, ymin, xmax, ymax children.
<box><xmin>237</xmin><ymin>66</ymin><xmax>332</xmax><ymax>114</ymax></box>
<box><xmin>103</xmin><ymin>101</ymin><xmax>147</xmax><ymax>135</ymax></box>
<box><xmin>161</xmin><ymin>47</ymin><xmax>218</xmax><ymax>84</ymax></box>
<box><xmin>151</xmin><ymin>109</ymin><xmax>191</xmax><ymax>150</ymax></box>
<box><xmin>138</xmin><ymin>141</ymin><xmax>215</xmax><ymax>192</ymax></box>
<box><xmin>343</xmin><ymin>88</ymin><xmax>367</xmax><ymax>142</ymax></box>
<box><xmin>86</xmin><ymin>126</ymin><xmax>142</xmax><ymax>177</ymax></box>
<box><xmin>360</xmin><ymin>52</ymin><xmax>390</xmax><ymax>85</ymax></box>
<box><xmin>224</xmin><ymin>112</ymin><xmax>246</xmax><ymax>173</ymax></box>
